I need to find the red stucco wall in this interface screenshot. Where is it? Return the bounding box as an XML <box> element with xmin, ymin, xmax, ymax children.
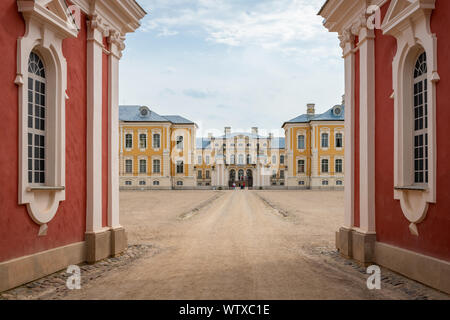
<box><xmin>102</xmin><ymin>38</ymin><xmax>109</xmax><ymax>228</ymax></box>
<box><xmin>0</xmin><ymin>1</ymin><xmax>87</xmax><ymax>262</ymax></box>
<box><xmin>374</xmin><ymin>0</ymin><xmax>450</xmax><ymax>262</ymax></box>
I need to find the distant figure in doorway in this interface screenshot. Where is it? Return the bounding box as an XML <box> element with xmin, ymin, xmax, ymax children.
<box><xmin>232</xmin><ymin>182</ymin><xmax>236</xmax><ymax>190</ymax></box>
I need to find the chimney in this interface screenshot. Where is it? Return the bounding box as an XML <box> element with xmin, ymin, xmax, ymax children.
<box><xmin>252</xmin><ymin>127</ymin><xmax>258</xmax><ymax>135</ymax></box>
<box><xmin>307</xmin><ymin>103</ymin><xmax>315</xmax><ymax>115</ymax></box>
<box><xmin>224</xmin><ymin>127</ymin><xmax>231</xmax><ymax>136</ymax></box>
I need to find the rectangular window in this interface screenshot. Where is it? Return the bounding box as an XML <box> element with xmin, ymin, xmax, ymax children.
<box><xmin>280</xmin><ymin>155</ymin><xmax>285</xmax><ymax>164</ymax></box>
<box><xmin>125</xmin><ymin>159</ymin><xmax>133</xmax><ymax>174</ymax></box>
<box><xmin>297</xmin><ymin>160</ymin><xmax>305</xmax><ymax>174</ymax></box>
<box><xmin>176</xmin><ymin>136</ymin><xmax>183</xmax><ymax>150</ymax></box>
<box><xmin>125</xmin><ymin>134</ymin><xmax>133</xmax><ymax>149</ymax></box>
<box><xmin>152</xmin><ymin>134</ymin><xmax>161</xmax><ymax>149</ymax></box>
<box><xmin>297</xmin><ymin>135</ymin><xmax>305</xmax><ymax>149</ymax></box>
<box><xmin>153</xmin><ymin>180</ymin><xmax>160</xmax><ymax>186</ymax></box>
<box><xmin>335</xmin><ymin>159</ymin><xmax>343</xmax><ymax>173</ymax></box>
<box><xmin>206</xmin><ymin>156</ymin><xmax>210</xmax><ymax>165</ymax></box>
<box><xmin>206</xmin><ymin>170</ymin><xmax>210</xmax><ymax>179</ymax></box>
<box><xmin>321</xmin><ymin>133</ymin><xmax>329</xmax><ymax>148</ymax></box>
<box><xmin>322</xmin><ymin>180</ymin><xmax>329</xmax><ymax>186</ymax></box>
<box><xmin>139</xmin><ymin>159</ymin><xmax>147</xmax><ymax>174</ymax></box>
<box><xmin>198</xmin><ymin>170</ymin><xmax>202</xmax><ymax>179</ymax></box>
<box><xmin>414</xmin><ymin>77</ymin><xmax>428</xmax><ymax>184</ymax></box>
<box><xmin>139</xmin><ymin>180</ymin><xmax>146</xmax><ymax>186</ymax></box>
<box><xmin>198</xmin><ymin>155</ymin><xmax>202</xmax><ymax>165</ymax></box>
<box><xmin>272</xmin><ymin>155</ymin><xmax>277</xmax><ymax>164</ymax></box>
<box><xmin>176</xmin><ymin>161</ymin><xmax>184</xmax><ymax>174</ymax></box>
<box><xmin>28</xmin><ymin>76</ymin><xmax>46</xmax><ymax>184</ymax></box>
<box><xmin>321</xmin><ymin>159</ymin><xmax>329</xmax><ymax>173</ymax></box>
<box><xmin>280</xmin><ymin>170</ymin><xmax>285</xmax><ymax>179</ymax></box>
<box><xmin>153</xmin><ymin>159</ymin><xmax>161</xmax><ymax>174</ymax></box>
<box><xmin>335</xmin><ymin>133</ymin><xmax>343</xmax><ymax>148</ymax></box>
<box><xmin>139</xmin><ymin>134</ymin><xmax>147</xmax><ymax>149</ymax></box>
<box><xmin>125</xmin><ymin>180</ymin><xmax>132</xmax><ymax>186</ymax></box>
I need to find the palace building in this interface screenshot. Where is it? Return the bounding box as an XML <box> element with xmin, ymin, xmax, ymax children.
<box><xmin>0</xmin><ymin>0</ymin><xmax>145</xmax><ymax>292</ymax></box>
<box><xmin>283</xmin><ymin>103</ymin><xmax>345</xmax><ymax>189</ymax></box>
<box><xmin>120</xmin><ymin>102</ymin><xmax>344</xmax><ymax>190</ymax></box>
<box><xmin>119</xmin><ymin>105</ymin><xmax>197</xmax><ymax>189</ymax></box>
<box><xmin>320</xmin><ymin>0</ymin><xmax>450</xmax><ymax>294</ymax></box>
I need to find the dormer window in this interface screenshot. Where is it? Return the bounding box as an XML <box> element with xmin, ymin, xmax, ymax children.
<box><xmin>139</xmin><ymin>106</ymin><xmax>149</xmax><ymax>117</ymax></box>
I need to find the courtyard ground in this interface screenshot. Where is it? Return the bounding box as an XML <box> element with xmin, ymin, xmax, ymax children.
<box><xmin>1</xmin><ymin>190</ymin><xmax>448</xmax><ymax>300</ymax></box>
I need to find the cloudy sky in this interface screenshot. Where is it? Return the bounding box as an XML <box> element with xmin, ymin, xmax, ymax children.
<box><xmin>119</xmin><ymin>0</ymin><xmax>344</xmax><ymax>137</ymax></box>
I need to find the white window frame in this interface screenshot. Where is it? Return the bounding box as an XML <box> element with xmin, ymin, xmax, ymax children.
<box><xmin>125</xmin><ymin>158</ymin><xmax>133</xmax><ymax>174</ymax></box>
<box><xmin>206</xmin><ymin>155</ymin><xmax>210</xmax><ymax>165</ymax></box>
<box><xmin>139</xmin><ymin>158</ymin><xmax>147</xmax><ymax>174</ymax></box>
<box><xmin>321</xmin><ymin>132</ymin><xmax>329</xmax><ymax>149</ymax></box>
<box><xmin>176</xmin><ymin>160</ymin><xmax>184</xmax><ymax>174</ymax></box>
<box><xmin>16</xmin><ymin>1</ymin><xmax>78</xmax><ymax>232</ymax></box>
<box><xmin>297</xmin><ymin>134</ymin><xmax>305</xmax><ymax>150</ymax></box>
<box><xmin>297</xmin><ymin>159</ymin><xmax>306</xmax><ymax>174</ymax></box>
<box><xmin>139</xmin><ymin>132</ymin><xmax>147</xmax><ymax>150</ymax></box>
<box><xmin>152</xmin><ymin>158</ymin><xmax>161</xmax><ymax>175</ymax></box>
<box><xmin>176</xmin><ymin>136</ymin><xmax>184</xmax><ymax>151</ymax></box>
<box><xmin>125</xmin><ymin>132</ymin><xmax>133</xmax><ymax>150</ymax></box>
<box><xmin>382</xmin><ymin>0</ymin><xmax>438</xmax><ymax>232</ymax></box>
<box><xmin>335</xmin><ymin>158</ymin><xmax>344</xmax><ymax>174</ymax></box>
<box><xmin>152</xmin><ymin>132</ymin><xmax>161</xmax><ymax>150</ymax></box>
<box><xmin>198</xmin><ymin>155</ymin><xmax>202</xmax><ymax>165</ymax></box>
<box><xmin>321</xmin><ymin>158</ymin><xmax>329</xmax><ymax>174</ymax></box>
<box><xmin>335</xmin><ymin>131</ymin><xmax>344</xmax><ymax>149</ymax></box>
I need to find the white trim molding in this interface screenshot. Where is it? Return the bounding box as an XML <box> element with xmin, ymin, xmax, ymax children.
<box><xmin>382</xmin><ymin>0</ymin><xmax>438</xmax><ymax>235</ymax></box>
<box><xmin>16</xmin><ymin>0</ymin><xmax>78</xmax><ymax>236</ymax></box>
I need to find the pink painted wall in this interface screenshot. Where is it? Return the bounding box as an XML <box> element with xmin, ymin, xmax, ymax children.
<box><xmin>0</xmin><ymin>1</ymin><xmax>87</xmax><ymax>262</ymax></box>
<box><xmin>374</xmin><ymin>0</ymin><xmax>450</xmax><ymax>262</ymax></box>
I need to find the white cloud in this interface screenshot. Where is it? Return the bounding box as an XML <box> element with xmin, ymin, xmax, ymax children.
<box><xmin>139</xmin><ymin>0</ymin><xmax>333</xmax><ymax>59</ymax></box>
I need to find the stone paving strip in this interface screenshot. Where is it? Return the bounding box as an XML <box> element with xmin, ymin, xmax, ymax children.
<box><xmin>0</xmin><ymin>244</ymin><xmax>155</xmax><ymax>300</ymax></box>
<box><xmin>305</xmin><ymin>246</ymin><xmax>450</xmax><ymax>300</ymax></box>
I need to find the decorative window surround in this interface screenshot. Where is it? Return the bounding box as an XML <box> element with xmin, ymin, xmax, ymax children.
<box><xmin>16</xmin><ymin>0</ymin><xmax>78</xmax><ymax>236</ymax></box>
<box><xmin>382</xmin><ymin>0</ymin><xmax>438</xmax><ymax>235</ymax></box>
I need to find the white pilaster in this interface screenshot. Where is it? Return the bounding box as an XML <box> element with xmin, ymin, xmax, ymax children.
<box><xmin>340</xmin><ymin>29</ymin><xmax>356</xmax><ymax>229</ymax></box>
<box><xmin>358</xmin><ymin>26</ymin><xmax>376</xmax><ymax>233</ymax></box>
<box><xmin>108</xmin><ymin>31</ymin><xmax>123</xmax><ymax>228</ymax></box>
<box><xmin>86</xmin><ymin>17</ymin><xmax>105</xmax><ymax>233</ymax></box>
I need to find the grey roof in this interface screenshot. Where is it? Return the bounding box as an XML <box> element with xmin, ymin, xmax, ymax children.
<box><xmin>196</xmin><ymin>138</ymin><xmax>212</xmax><ymax>149</ymax></box>
<box><xmin>119</xmin><ymin>105</ymin><xmax>195</xmax><ymax>125</ymax></box>
<box><xmin>271</xmin><ymin>137</ymin><xmax>285</xmax><ymax>149</ymax></box>
<box><xmin>283</xmin><ymin>105</ymin><xmax>345</xmax><ymax>127</ymax></box>
<box><xmin>163</xmin><ymin>115</ymin><xmax>195</xmax><ymax>125</ymax></box>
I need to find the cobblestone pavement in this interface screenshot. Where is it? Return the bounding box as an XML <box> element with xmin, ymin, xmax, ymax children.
<box><xmin>0</xmin><ymin>245</ymin><xmax>156</xmax><ymax>300</ymax></box>
<box><xmin>303</xmin><ymin>245</ymin><xmax>450</xmax><ymax>300</ymax></box>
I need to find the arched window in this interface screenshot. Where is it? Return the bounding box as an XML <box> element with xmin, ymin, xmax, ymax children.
<box><xmin>413</xmin><ymin>52</ymin><xmax>428</xmax><ymax>184</ymax></box>
<box><xmin>27</xmin><ymin>52</ymin><xmax>46</xmax><ymax>184</ymax></box>
<box><xmin>238</xmin><ymin>169</ymin><xmax>244</xmax><ymax>180</ymax></box>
